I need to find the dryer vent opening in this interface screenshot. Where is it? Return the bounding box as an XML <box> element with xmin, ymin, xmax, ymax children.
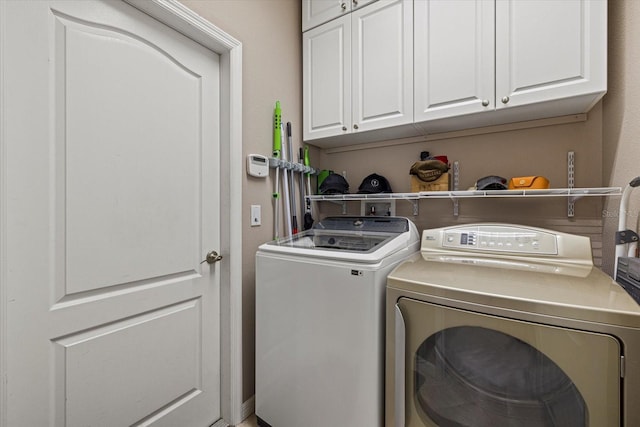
<box><xmin>415</xmin><ymin>326</ymin><xmax>587</xmax><ymax>427</ymax></box>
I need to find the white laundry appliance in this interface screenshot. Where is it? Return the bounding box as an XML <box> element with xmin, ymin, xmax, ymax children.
<box><xmin>386</xmin><ymin>223</ymin><xmax>640</xmax><ymax>427</ymax></box>
<box><xmin>255</xmin><ymin>216</ymin><xmax>420</xmax><ymax>427</ymax></box>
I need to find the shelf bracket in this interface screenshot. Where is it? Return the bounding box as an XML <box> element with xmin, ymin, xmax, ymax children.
<box><xmin>406</xmin><ymin>199</ymin><xmax>419</xmax><ymax>216</ymax></box>
<box><xmin>453</xmin><ymin>161</ymin><xmax>460</xmax><ymax>217</ymax></box>
<box><xmin>567</xmin><ymin>151</ymin><xmax>575</xmax><ymax>217</ymax></box>
<box><xmin>616</xmin><ymin>230</ymin><xmax>640</xmax><ymax>245</ymax></box>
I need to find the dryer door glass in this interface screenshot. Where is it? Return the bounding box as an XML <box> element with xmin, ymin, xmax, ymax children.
<box><xmin>415</xmin><ymin>326</ymin><xmax>586</xmax><ymax>427</ymax></box>
<box><xmin>397</xmin><ymin>298</ymin><xmax>621</xmax><ymax>427</ymax></box>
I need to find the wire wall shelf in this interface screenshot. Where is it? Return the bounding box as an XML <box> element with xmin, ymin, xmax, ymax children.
<box><xmin>307</xmin><ymin>187</ymin><xmax>622</xmax><ymax>217</ymax></box>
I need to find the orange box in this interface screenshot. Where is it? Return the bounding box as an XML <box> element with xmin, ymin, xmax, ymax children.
<box><xmin>411</xmin><ymin>173</ymin><xmax>450</xmax><ymax>192</ymax></box>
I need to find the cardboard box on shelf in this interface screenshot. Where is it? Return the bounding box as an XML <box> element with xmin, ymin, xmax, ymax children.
<box><xmin>410</xmin><ymin>173</ymin><xmax>450</xmax><ymax>192</ymax></box>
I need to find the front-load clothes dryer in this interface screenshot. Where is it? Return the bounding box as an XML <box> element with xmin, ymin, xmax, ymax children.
<box><xmin>256</xmin><ymin>216</ymin><xmax>419</xmax><ymax>427</ymax></box>
<box><xmin>385</xmin><ymin>223</ymin><xmax>640</xmax><ymax>427</ymax></box>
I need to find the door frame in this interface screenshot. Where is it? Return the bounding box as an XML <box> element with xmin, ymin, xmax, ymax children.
<box><xmin>0</xmin><ymin>0</ymin><xmax>244</xmax><ymax>425</ymax></box>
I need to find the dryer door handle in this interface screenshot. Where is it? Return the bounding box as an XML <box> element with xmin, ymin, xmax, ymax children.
<box><xmin>395</xmin><ymin>305</ymin><xmax>406</xmax><ymax>427</ymax></box>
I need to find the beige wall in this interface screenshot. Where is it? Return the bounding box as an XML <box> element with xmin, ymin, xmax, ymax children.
<box><xmin>318</xmin><ymin>106</ymin><xmax>605</xmax><ymax>222</ymax></box>
<box><xmin>181</xmin><ymin>0</ymin><xmax>638</xmax><ymax>407</ymax></box>
<box><xmin>179</xmin><ymin>0</ymin><xmax>302</xmax><ymax>402</ymax></box>
<box><xmin>315</xmin><ymin>107</ymin><xmax>608</xmax><ymax>267</ymax></box>
<box><xmin>603</xmin><ymin>0</ymin><xmax>640</xmax><ymax>275</ymax></box>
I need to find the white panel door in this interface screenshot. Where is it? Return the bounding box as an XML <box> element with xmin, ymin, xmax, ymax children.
<box><xmin>414</xmin><ymin>0</ymin><xmax>495</xmax><ymax>121</ymax></box>
<box><xmin>495</xmin><ymin>0</ymin><xmax>607</xmax><ymax>109</ymax></box>
<box><xmin>351</xmin><ymin>0</ymin><xmax>413</xmax><ymax>133</ymax></box>
<box><xmin>2</xmin><ymin>1</ymin><xmax>221</xmax><ymax>426</ymax></box>
<box><xmin>303</xmin><ymin>15</ymin><xmax>351</xmax><ymax>141</ymax></box>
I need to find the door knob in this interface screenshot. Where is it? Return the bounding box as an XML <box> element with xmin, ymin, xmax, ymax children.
<box><xmin>201</xmin><ymin>250</ymin><xmax>223</xmax><ymax>264</ymax></box>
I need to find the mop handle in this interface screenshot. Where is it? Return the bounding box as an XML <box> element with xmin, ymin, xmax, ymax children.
<box><xmin>287</xmin><ymin>122</ymin><xmax>298</xmax><ymax>234</ymax></box>
<box><xmin>281</xmin><ymin>124</ymin><xmax>292</xmax><ymax>236</ymax></box>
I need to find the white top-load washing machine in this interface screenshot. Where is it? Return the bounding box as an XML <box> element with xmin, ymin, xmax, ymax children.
<box><xmin>255</xmin><ymin>216</ymin><xmax>419</xmax><ymax>427</ymax></box>
<box><xmin>386</xmin><ymin>223</ymin><xmax>640</xmax><ymax>427</ymax></box>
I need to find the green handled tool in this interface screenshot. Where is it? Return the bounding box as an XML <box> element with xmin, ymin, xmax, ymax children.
<box><xmin>272</xmin><ymin>101</ymin><xmax>282</xmax><ymax>240</ymax></box>
<box><xmin>273</xmin><ymin>101</ymin><xmax>282</xmax><ymax>157</ymax></box>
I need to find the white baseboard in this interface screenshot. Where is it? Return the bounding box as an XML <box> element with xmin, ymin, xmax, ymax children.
<box><xmin>241</xmin><ymin>395</ymin><xmax>255</xmax><ymax>421</ymax></box>
<box><xmin>210</xmin><ymin>396</ymin><xmax>254</xmax><ymax>427</ymax></box>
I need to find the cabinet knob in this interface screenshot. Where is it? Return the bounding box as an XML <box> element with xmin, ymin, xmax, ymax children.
<box><xmin>481</xmin><ymin>99</ymin><xmax>490</xmax><ymax>107</ymax></box>
<box><xmin>352</xmin><ymin>0</ymin><xmax>358</xmax><ymax>6</ymax></box>
<box><xmin>342</xmin><ymin>126</ymin><xmax>347</xmax><ymax>131</ymax></box>
<box><xmin>501</xmin><ymin>96</ymin><xmax>510</xmax><ymax>104</ymax></box>
<box><xmin>353</xmin><ymin>124</ymin><xmax>359</xmax><ymax>130</ymax></box>
<box><xmin>341</xmin><ymin>2</ymin><xmax>347</xmax><ymax>10</ymax></box>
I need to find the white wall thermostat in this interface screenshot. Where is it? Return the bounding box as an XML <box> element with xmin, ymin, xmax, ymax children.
<box><xmin>247</xmin><ymin>154</ymin><xmax>269</xmax><ymax>178</ymax></box>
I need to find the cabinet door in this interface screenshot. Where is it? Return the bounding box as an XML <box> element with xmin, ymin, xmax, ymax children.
<box><xmin>495</xmin><ymin>0</ymin><xmax>607</xmax><ymax>109</ymax></box>
<box><xmin>302</xmin><ymin>0</ymin><xmax>380</xmax><ymax>32</ymax></box>
<box><xmin>302</xmin><ymin>0</ymin><xmax>350</xmax><ymax>31</ymax></box>
<box><xmin>351</xmin><ymin>0</ymin><xmax>413</xmax><ymax>133</ymax></box>
<box><xmin>303</xmin><ymin>15</ymin><xmax>351</xmax><ymax>141</ymax></box>
<box><xmin>352</xmin><ymin>0</ymin><xmax>379</xmax><ymax>12</ymax></box>
<box><xmin>414</xmin><ymin>0</ymin><xmax>495</xmax><ymax>122</ymax></box>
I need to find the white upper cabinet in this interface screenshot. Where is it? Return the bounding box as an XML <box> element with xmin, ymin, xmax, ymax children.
<box><xmin>303</xmin><ymin>0</ymin><xmax>413</xmax><ymax>142</ymax></box>
<box><xmin>303</xmin><ymin>0</ymin><xmax>607</xmax><ymax>146</ymax></box>
<box><xmin>414</xmin><ymin>0</ymin><xmax>495</xmax><ymax>122</ymax></box>
<box><xmin>303</xmin><ymin>16</ymin><xmax>351</xmax><ymax>141</ymax></box>
<box><xmin>415</xmin><ymin>0</ymin><xmax>606</xmax><ymax>132</ymax></box>
<box><xmin>495</xmin><ymin>0</ymin><xmax>606</xmax><ymax>110</ymax></box>
<box><xmin>302</xmin><ymin>0</ymin><xmax>378</xmax><ymax>31</ymax></box>
<box><xmin>351</xmin><ymin>0</ymin><xmax>413</xmax><ymax>133</ymax></box>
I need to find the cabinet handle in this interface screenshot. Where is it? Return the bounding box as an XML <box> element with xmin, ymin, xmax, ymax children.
<box><xmin>353</xmin><ymin>124</ymin><xmax>359</xmax><ymax>130</ymax></box>
<box><xmin>341</xmin><ymin>2</ymin><xmax>347</xmax><ymax>10</ymax></box>
<box><xmin>342</xmin><ymin>126</ymin><xmax>348</xmax><ymax>131</ymax></box>
<box><xmin>501</xmin><ymin>96</ymin><xmax>510</xmax><ymax>104</ymax></box>
<box><xmin>352</xmin><ymin>0</ymin><xmax>358</xmax><ymax>6</ymax></box>
<box><xmin>481</xmin><ymin>99</ymin><xmax>489</xmax><ymax>107</ymax></box>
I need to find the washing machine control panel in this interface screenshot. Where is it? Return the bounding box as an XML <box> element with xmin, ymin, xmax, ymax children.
<box><xmin>427</xmin><ymin>224</ymin><xmax>559</xmax><ymax>255</ymax></box>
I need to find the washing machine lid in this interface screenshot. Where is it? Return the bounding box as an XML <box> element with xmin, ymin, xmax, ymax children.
<box><xmin>258</xmin><ymin>216</ymin><xmax>419</xmax><ymax>263</ymax></box>
<box><xmin>387</xmin><ymin>224</ymin><xmax>640</xmax><ymax>327</ymax></box>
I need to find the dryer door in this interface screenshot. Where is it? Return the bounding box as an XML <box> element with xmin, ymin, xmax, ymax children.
<box><xmin>396</xmin><ymin>298</ymin><xmax>621</xmax><ymax>427</ymax></box>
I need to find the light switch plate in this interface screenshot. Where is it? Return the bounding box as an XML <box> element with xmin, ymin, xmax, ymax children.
<box><xmin>251</xmin><ymin>205</ymin><xmax>261</xmax><ymax>226</ymax></box>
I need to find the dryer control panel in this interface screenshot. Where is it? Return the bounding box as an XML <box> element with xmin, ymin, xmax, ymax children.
<box><xmin>424</xmin><ymin>224</ymin><xmax>560</xmax><ymax>255</ymax></box>
<box><xmin>422</xmin><ymin>224</ymin><xmax>594</xmax><ymax>265</ymax></box>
